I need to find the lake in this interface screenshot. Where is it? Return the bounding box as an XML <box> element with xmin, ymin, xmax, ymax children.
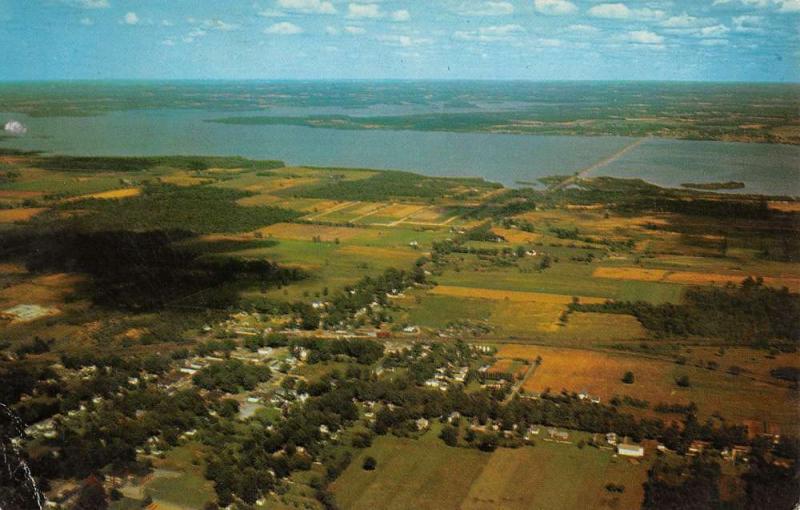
<box><xmin>2</xmin><ymin>109</ymin><xmax>798</xmax><ymax>196</ymax></box>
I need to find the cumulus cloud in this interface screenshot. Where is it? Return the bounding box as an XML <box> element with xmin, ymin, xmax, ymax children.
<box><xmin>182</xmin><ymin>28</ymin><xmax>207</xmax><ymax>43</ymax></box>
<box><xmin>60</xmin><ymin>0</ymin><xmax>109</xmax><ymax>9</ymax></box>
<box><xmin>80</xmin><ymin>17</ymin><xmax>94</xmax><ymax>26</ymax></box>
<box><xmin>277</xmin><ymin>0</ymin><xmax>336</xmax><ymax>15</ymax></box>
<box><xmin>567</xmin><ymin>23</ymin><xmax>599</xmax><ymax>33</ymax></box>
<box><xmin>456</xmin><ymin>1</ymin><xmax>514</xmax><ymax>16</ymax></box>
<box><xmin>264</xmin><ymin>21</ymin><xmax>304</xmax><ymax>34</ymax></box>
<box><xmin>391</xmin><ymin>10</ymin><xmax>411</xmax><ymax>22</ymax></box>
<box><xmin>661</xmin><ymin>13</ymin><xmax>702</xmax><ymax>28</ymax></box>
<box><xmin>122</xmin><ymin>12</ymin><xmax>139</xmax><ymax>25</ymax></box>
<box><xmin>538</xmin><ymin>38</ymin><xmax>563</xmax><ymax>46</ymax></box>
<box><xmin>203</xmin><ymin>19</ymin><xmax>240</xmax><ymax>31</ymax></box>
<box><xmin>378</xmin><ymin>34</ymin><xmax>432</xmax><ymax>47</ymax></box>
<box><xmin>732</xmin><ymin>15</ymin><xmax>764</xmax><ymax>31</ymax></box>
<box><xmin>534</xmin><ymin>0</ymin><xmax>578</xmax><ymax>15</ymax></box>
<box><xmin>454</xmin><ymin>24</ymin><xmax>524</xmax><ymax>42</ymax></box>
<box><xmin>347</xmin><ymin>3</ymin><xmax>382</xmax><ymax>19</ymax></box>
<box><xmin>4</xmin><ymin>120</ymin><xmax>27</xmax><ymax>135</ymax></box>
<box><xmin>626</xmin><ymin>30</ymin><xmax>664</xmax><ymax>45</ymax></box>
<box><xmin>344</xmin><ymin>25</ymin><xmax>366</xmax><ymax>34</ymax></box>
<box><xmin>712</xmin><ymin>0</ymin><xmax>799</xmax><ymax>9</ymax></box>
<box><xmin>588</xmin><ymin>3</ymin><xmax>664</xmax><ymax>20</ymax></box>
<box><xmin>697</xmin><ymin>24</ymin><xmax>730</xmax><ymax>37</ymax></box>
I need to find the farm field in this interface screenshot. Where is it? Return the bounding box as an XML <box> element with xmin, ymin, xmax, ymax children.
<box><xmin>436</xmin><ymin>262</ymin><xmax>686</xmax><ymax>304</ymax></box>
<box><xmin>332</xmin><ymin>429</ymin><xmax>648</xmax><ymax>510</ymax></box>
<box><xmin>593</xmin><ymin>266</ymin><xmax>800</xmax><ymax>292</ymax></box>
<box><xmin>497</xmin><ymin>344</ymin><xmax>800</xmax><ymax>433</ymax></box>
<box><xmin>0</xmin><ymin>207</ymin><xmax>46</xmax><ymax>222</ymax></box>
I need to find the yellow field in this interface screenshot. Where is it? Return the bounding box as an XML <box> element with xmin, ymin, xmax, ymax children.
<box><xmin>0</xmin><ymin>208</ymin><xmax>46</xmax><ymax>222</ymax></box>
<box><xmin>593</xmin><ymin>266</ymin><xmax>800</xmax><ymax>291</ymax></box>
<box><xmin>378</xmin><ymin>203</ymin><xmax>427</xmax><ymax>219</ymax></box>
<box><xmin>769</xmin><ymin>201</ymin><xmax>800</xmax><ymax>212</ymax></box>
<box><xmin>407</xmin><ymin>207</ymin><xmax>451</xmax><ymax>223</ymax></box>
<box><xmin>255</xmin><ymin>222</ymin><xmax>376</xmax><ymax>242</ymax></box>
<box><xmin>430</xmin><ymin>285</ymin><xmax>606</xmax><ymax>304</ymax></box>
<box><xmin>496</xmin><ymin>344</ymin><xmax>800</xmax><ymax>431</ymax></box>
<box><xmin>0</xmin><ymin>190</ymin><xmax>44</xmax><ymax>199</ymax></box>
<box><xmin>0</xmin><ymin>263</ymin><xmax>26</xmax><ymax>274</ymax></box>
<box><xmin>64</xmin><ymin>187</ymin><xmax>141</xmax><ymax>203</ymax></box>
<box><xmin>491</xmin><ymin>227</ymin><xmax>541</xmax><ymax>244</ymax></box>
<box><xmin>160</xmin><ymin>172</ymin><xmax>213</xmax><ymax>187</ymax></box>
<box><xmin>492</xmin><ymin>301</ymin><xmax>566</xmax><ymax>334</ymax></box>
<box><xmin>0</xmin><ymin>273</ymin><xmax>84</xmax><ymax>307</ymax></box>
<box><xmin>593</xmin><ymin>267</ymin><xmax>668</xmax><ymax>282</ymax></box>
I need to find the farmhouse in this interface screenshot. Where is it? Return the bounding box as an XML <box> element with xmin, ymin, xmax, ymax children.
<box><xmin>617</xmin><ymin>443</ymin><xmax>645</xmax><ymax>457</ymax></box>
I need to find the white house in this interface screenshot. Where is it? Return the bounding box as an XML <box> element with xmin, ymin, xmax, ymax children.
<box><xmin>617</xmin><ymin>444</ymin><xmax>645</xmax><ymax>457</ymax></box>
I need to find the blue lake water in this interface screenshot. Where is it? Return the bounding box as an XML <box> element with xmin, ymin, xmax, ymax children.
<box><xmin>1</xmin><ymin>109</ymin><xmax>798</xmax><ymax>196</ymax></box>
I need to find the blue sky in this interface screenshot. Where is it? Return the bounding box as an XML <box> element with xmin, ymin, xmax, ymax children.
<box><xmin>0</xmin><ymin>0</ymin><xmax>797</xmax><ymax>81</ymax></box>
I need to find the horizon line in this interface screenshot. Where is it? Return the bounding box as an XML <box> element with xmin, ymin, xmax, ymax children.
<box><xmin>1</xmin><ymin>78</ymin><xmax>800</xmax><ymax>86</ymax></box>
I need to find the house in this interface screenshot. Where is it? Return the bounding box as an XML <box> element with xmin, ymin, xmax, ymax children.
<box><xmin>617</xmin><ymin>444</ymin><xmax>645</xmax><ymax>457</ymax></box>
<box><xmin>688</xmin><ymin>440</ymin><xmax>711</xmax><ymax>456</ymax></box>
<box><xmin>403</xmin><ymin>325</ymin><xmax>419</xmax><ymax>334</ymax></box>
<box><xmin>416</xmin><ymin>418</ymin><xmax>430</xmax><ymax>430</ymax></box>
<box><xmin>548</xmin><ymin>428</ymin><xmax>569</xmax><ymax>441</ymax></box>
<box><xmin>606</xmin><ymin>432</ymin><xmax>618</xmax><ymax>445</ymax></box>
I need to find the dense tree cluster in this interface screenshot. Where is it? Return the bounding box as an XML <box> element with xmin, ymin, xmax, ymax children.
<box><xmin>193</xmin><ymin>360</ymin><xmax>271</xmax><ymax>393</ymax></box>
<box><xmin>570</xmin><ymin>278</ymin><xmax>800</xmax><ymax>342</ymax></box>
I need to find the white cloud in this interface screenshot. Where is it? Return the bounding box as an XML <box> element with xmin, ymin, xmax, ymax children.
<box><xmin>182</xmin><ymin>28</ymin><xmax>207</xmax><ymax>43</ymax></box>
<box><xmin>698</xmin><ymin>24</ymin><xmax>730</xmax><ymax>37</ymax></box>
<box><xmin>61</xmin><ymin>0</ymin><xmax>109</xmax><ymax>8</ymax></box>
<box><xmin>626</xmin><ymin>30</ymin><xmax>664</xmax><ymax>44</ymax></box>
<box><xmin>257</xmin><ymin>9</ymin><xmax>286</xmax><ymax>17</ymax></box>
<box><xmin>347</xmin><ymin>3</ymin><xmax>383</xmax><ymax>19</ymax></box>
<box><xmin>534</xmin><ymin>0</ymin><xmax>578</xmax><ymax>15</ymax></box>
<box><xmin>344</xmin><ymin>25</ymin><xmax>366</xmax><ymax>34</ymax></box>
<box><xmin>567</xmin><ymin>23</ymin><xmax>599</xmax><ymax>33</ymax></box>
<box><xmin>661</xmin><ymin>13</ymin><xmax>701</xmax><ymax>28</ymax></box>
<box><xmin>699</xmin><ymin>38</ymin><xmax>729</xmax><ymax>45</ymax></box>
<box><xmin>712</xmin><ymin>0</ymin><xmax>799</xmax><ymax>9</ymax></box>
<box><xmin>391</xmin><ymin>9</ymin><xmax>411</xmax><ymax>22</ymax></box>
<box><xmin>277</xmin><ymin>0</ymin><xmax>336</xmax><ymax>15</ymax></box>
<box><xmin>325</xmin><ymin>25</ymin><xmax>340</xmax><ymax>35</ymax></box>
<box><xmin>161</xmin><ymin>19</ymin><xmax>174</xmax><ymax>27</ymax></box>
<box><xmin>264</xmin><ymin>21</ymin><xmax>304</xmax><ymax>34</ymax></box>
<box><xmin>539</xmin><ymin>38</ymin><xmax>563</xmax><ymax>46</ymax></box>
<box><xmin>454</xmin><ymin>24</ymin><xmax>524</xmax><ymax>42</ymax></box>
<box><xmin>162</xmin><ymin>38</ymin><xmax>176</xmax><ymax>46</ymax></box>
<box><xmin>122</xmin><ymin>12</ymin><xmax>139</xmax><ymax>25</ymax></box>
<box><xmin>378</xmin><ymin>34</ymin><xmax>432</xmax><ymax>47</ymax></box>
<box><xmin>80</xmin><ymin>17</ymin><xmax>94</xmax><ymax>26</ymax></box>
<box><xmin>732</xmin><ymin>15</ymin><xmax>763</xmax><ymax>31</ymax></box>
<box><xmin>456</xmin><ymin>1</ymin><xmax>514</xmax><ymax>16</ymax></box>
<box><xmin>204</xmin><ymin>19</ymin><xmax>240</xmax><ymax>31</ymax></box>
<box><xmin>588</xmin><ymin>3</ymin><xmax>630</xmax><ymax>18</ymax></box>
<box><xmin>588</xmin><ymin>3</ymin><xmax>664</xmax><ymax>20</ymax></box>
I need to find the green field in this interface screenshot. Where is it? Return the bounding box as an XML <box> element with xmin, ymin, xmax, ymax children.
<box><xmin>332</xmin><ymin>429</ymin><xmax>648</xmax><ymax>510</ymax></box>
<box><xmin>437</xmin><ymin>260</ymin><xmax>686</xmax><ymax>304</ymax></box>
